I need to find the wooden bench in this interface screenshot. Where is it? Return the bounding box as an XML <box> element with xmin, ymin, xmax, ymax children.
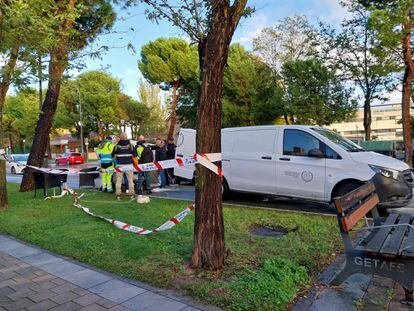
<box><xmin>331</xmin><ymin>182</ymin><xmax>414</xmax><ymax>305</ymax></box>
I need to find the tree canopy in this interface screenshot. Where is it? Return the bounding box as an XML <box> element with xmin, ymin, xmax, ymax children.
<box><xmin>282</xmin><ymin>59</ymin><xmax>357</xmax><ymax>126</ymax></box>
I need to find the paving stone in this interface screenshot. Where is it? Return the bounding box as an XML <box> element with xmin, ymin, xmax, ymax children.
<box><xmin>388</xmin><ymin>301</ymin><xmax>413</xmax><ymax>311</ymax></box>
<box><xmin>50</xmin><ymin>291</ymin><xmax>80</xmax><ymax>304</ymax></box>
<box><xmin>0</xmin><ymin>271</ymin><xmax>18</xmax><ymax>282</ymax></box>
<box><xmin>28</xmin><ymin>289</ymin><xmax>58</xmax><ymax>303</ymax></box>
<box><xmin>0</xmin><ymin>278</ymin><xmax>17</xmax><ymax>289</ymax></box>
<box><xmin>108</xmin><ymin>306</ymin><xmax>130</xmax><ymax>311</ymax></box>
<box><xmin>21</xmin><ymin>252</ymin><xmax>62</xmax><ymax>267</ymax></box>
<box><xmin>51</xmin><ymin>277</ymin><xmax>68</xmax><ymax>286</ymax></box>
<box><xmin>89</xmin><ymin>279</ymin><xmax>146</xmax><ymax>303</ymax></box>
<box><xmin>122</xmin><ymin>291</ymin><xmax>187</xmax><ymax>311</ymax></box>
<box><xmin>95</xmin><ymin>298</ymin><xmax>116</xmax><ymax>309</ymax></box>
<box><xmin>362</xmin><ymin>283</ymin><xmax>391</xmax><ymax>310</ymax></box>
<box><xmin>78</xmin><ymin>304</ymin><xmax>107</xmax><ymax>311</ymax></box>
<box><xmin>49</xmin><ymin>301</ymin><xmax>82</xmax><ymax>311</ymax></box>
<box><xmin>30</xmin><ymin>280</ymin><xmax>57</xmax><ymax>291</ymax></box>
<box><xmin>1</xmin><ymin>297</ymin><xmax>35</xmax><ymax>310</ymax></box>
<box><xmin>39</xmin><ymin>260</ymin><xmax>85</xmax><ymax>278</ymax></box>
<box><xmin>60</xmin><ymin>269</ymin><xmax>112</xmax><ymax>289</ymax></box>
<box><xmin>71</xmin><ymin>286</ymin><xmax>90</xmax><ymax>296</ymax></box>
<box><xmin>0</xmin><ymin>286</ymin><xmax>15</xmax><ymax>297</ymax></box>
<box><xmin>26</xmin><ymin>299</ymin><xmax>59</xmax><ymax>311</ymax></box>
<box><xmin>308</xmin><ymin>288</ymin><xmax>357</xmax><ymax>311</ymax></box>
<box><xmin>3</xmin><ymin>245</ymin><xmax>42</xmax><ymax>258</ymax></box>
<box><xmin>72</xmin><ymin>293</ymin><xmax>102</xmax><ymax>307</ymax></box>
<box><xmin>0</xmin><ymin>240</ymin><xmax>22</xmax><ymax>252</ymax></box>
<box><xmin>31</xmin><ymin>273</ymin><xmax>58</xmax><ymax>283</ymax></box>
<box><xmin>51</xmin><ymin>283</ymin><xmax>78</xmax><ymax>295</ymax></box>
<box><xmin>6</xmin><ymin>287</ymin><xmax>36</xmax><ymax>301</ymax></box>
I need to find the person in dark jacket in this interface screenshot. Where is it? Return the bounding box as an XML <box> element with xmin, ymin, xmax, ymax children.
<box><xmin>111</xmin><ymin>132</ymin><xmax>137</xmax><ymax>200</ymax></box>
<box><xmin>154</xmin><ymin>138</ymin><xmax>167</xmax><ymax>189</ymax></box>
<box><xmin>166</xmin><ymin>136</ymin><xmax>176</xmax><ymax>185</ymax></box>
<box><xmin>135</xmin><ymin>135</ymin><xmax>154</xmax><ymax>194</ymax></box>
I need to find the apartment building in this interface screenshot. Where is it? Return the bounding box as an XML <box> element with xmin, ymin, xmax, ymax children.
<box><xmin>327</xmin><ymin>103</ymin><xmax>405</xmax><ymax>142</ymax></box>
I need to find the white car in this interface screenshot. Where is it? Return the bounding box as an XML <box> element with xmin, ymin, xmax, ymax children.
<box><xmin>175</xmin><ymin>126</ymin><xmax>414</xmax><ymax>207</ymax></box>
<box><xmin>6</xmin><ymin>154</ymin><xmax>29</xmax><ymax>174</ymax></box>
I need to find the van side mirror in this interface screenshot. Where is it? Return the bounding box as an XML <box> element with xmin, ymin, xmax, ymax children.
<box><xmin>308</xmin><ymin>149</ymin><xmax>325</xmax><ymax>158</ymax></box>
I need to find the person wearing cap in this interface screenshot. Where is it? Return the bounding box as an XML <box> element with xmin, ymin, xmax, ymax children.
<box><xmin>97</xmin><ymin>136</ymin><xmax>115</xmax><ymax>193</ymax></box>
<box><xmin>111</xmin><ymin>132</ymin><xmax>137</xmax><ymax>200</ymax></box>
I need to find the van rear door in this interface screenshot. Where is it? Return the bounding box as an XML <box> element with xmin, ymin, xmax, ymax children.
<box><xmin>174</xmin><ymin>129</ymin><xmax>196</xmax><ymax>180</ymax></box>
<box><xmin>275</xmin><ymin>128</ymin><xmax>326</xmax><ymax>200</ymax></box>
<box><xmin>229</xmin><ymin>129</ymin><xmax>277</xmax><ymax>194</ymax></box>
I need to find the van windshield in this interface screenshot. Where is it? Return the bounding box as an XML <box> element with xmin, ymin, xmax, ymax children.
<box><xmin>311</xmin><ymin>128</ymin><xmax>365</xmax><ymax>152</ymax></box>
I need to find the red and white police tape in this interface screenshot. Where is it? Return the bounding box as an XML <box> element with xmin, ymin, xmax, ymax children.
<box><xmin>45</xmin><ymin>189</ymin><xmax>195</xmax><ymax>235</ymax></box>
<box><xmin>31</xmin><ymin>152</ymin><xmax>222</xmax><ymax>235</ymax></box>
<box><xmin>72</xmin><ymin>193</ymin><xmax>195</xmax><ymax>235</ymax></box>
<box><xmin>1</xmin><ymin>153</ymin><xmax>222</xmax><ymax>177</ymax></box>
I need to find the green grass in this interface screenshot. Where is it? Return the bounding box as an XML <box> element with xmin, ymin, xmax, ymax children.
<box><xmin>1</xmin><ymin>183</ymin><xmax>343</xmax><ymax>310</ymax></box>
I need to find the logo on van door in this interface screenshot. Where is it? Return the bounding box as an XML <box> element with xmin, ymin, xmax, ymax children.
<box><xmin>301</xmin><ymin>171</ymin><xmax>313</xmax><ymax>182</ymax></box>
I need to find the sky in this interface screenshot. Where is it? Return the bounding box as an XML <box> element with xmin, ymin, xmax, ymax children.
<box><xmin>77</xmin><ymin>0</ymin><xmax>400</xmax><ymax>104</ymax></box>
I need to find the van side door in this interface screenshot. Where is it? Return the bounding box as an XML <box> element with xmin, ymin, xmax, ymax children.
<box><xmin>276</xmin><ymin>129</ymin><xmax>326</xmax><ymax>200</ymax></box>
<box><xmin>229</xmin><ymin>129</ymin><xmax>277</xmax><ymax>194</ymax></box>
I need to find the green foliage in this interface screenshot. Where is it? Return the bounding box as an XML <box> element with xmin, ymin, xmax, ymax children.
<box><xmin>139</xmin><ymin>38</ymin><xmax>199</xmax><ymax>88</ymax></box>
<box><xmin>177</xmin><ymin>44</ymin><xmax>285</xmax><ymax>128</ymax></box>
<box><xmin>56</xmin><ymin>71</ymin><xmax>121</xmax><ymax>137</ymax></box>
<box><xmin>319</xmin><ymin>2</ymin><xmax>398</xmax><ymax>104</ymax></box>
<box><xmin>253</xmin><ymin>15</ymin><xmax>317</xmax><ymax>73</ymax></box>
<box><xmin>119</xmin><ymin>93</ymin><xmax>150</xmax><ymax>138</ymax></box>
<box><xmin>3</xmin><ymin>89</ymin><xmax>39</xmax><ymax>150</ymax></box>
<box><xmin>223</xmin><ymin>44</ymin><xmax>284</xmax><ymax>127</ymax></box>
<box><xmin>217</xmin><ymin>258</ymin><xmax>309</xmax><ymax>311</ymax></box>
<box><xmin>137</xmin><ymin>80</ymin><xmax>168</xmax><ymax>136</ymax></box>
<box><xmin>282</xmin><ymin>59</ymin><xmax>357</xmax><ymax>126</ymax></box>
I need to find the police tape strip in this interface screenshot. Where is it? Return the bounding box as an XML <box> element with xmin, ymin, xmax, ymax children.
<box><xmin>73</xmin><ymin>194</ymin><xmax>195</xmax><ymax>235</ymax></box>
<box><xmin>1</xmin><ymin>153</ymin><xmax>222</xmax><ymax>177</ymax></box>
<box><xmin>45</xmin><ymin>187</ymin><xmax>195</xmax><ymax>235</ymax></box>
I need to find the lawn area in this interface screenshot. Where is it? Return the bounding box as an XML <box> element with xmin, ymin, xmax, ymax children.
<box><xmin>0</xmin><ymin>183</ymin><xmax>343</xmax><ymax>310</ymax></box>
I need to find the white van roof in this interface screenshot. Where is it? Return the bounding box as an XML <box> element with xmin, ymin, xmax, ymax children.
<box><xmin>221</xmin><ymin>125</ymin><xmax>319</xmax><ymax>133</ymax></box>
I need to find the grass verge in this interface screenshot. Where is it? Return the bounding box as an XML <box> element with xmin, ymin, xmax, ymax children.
<box><xmin>0</xmin><ymin>183</ymin><xmax>342</xmax><ymax>310</ymax></box>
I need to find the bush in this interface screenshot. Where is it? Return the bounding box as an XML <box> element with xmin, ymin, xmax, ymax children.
<box><xmin>221</xmin><ymin>258</ymin><xmax>309</xmax><ymax>311</ymax></box>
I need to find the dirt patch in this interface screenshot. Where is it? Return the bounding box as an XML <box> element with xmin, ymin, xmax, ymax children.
<box><xmin>250</xmin><ymin>226</ymin><xmax>288</xmax><ymax>237</ymax></box>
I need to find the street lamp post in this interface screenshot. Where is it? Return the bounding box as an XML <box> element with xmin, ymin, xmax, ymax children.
<box><xmin>77</xmin><ymin>86</ymin><xmax>84</xmax><ymax>156</ymax></box>
<box><xmin>22</xmin><ymin>139</ymin><xmax>26</xmax><ymax>154</ymax></box>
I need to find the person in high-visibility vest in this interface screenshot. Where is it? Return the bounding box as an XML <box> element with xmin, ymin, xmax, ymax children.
<box><xmin>97</xmin><ymin>136</ymin><xmax>115</xmax><ymax>193</ymax></box>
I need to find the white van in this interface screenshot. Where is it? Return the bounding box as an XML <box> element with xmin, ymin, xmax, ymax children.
<box><xmin>175</xmin><ymin>126</ymin><xmax>414</xmax><ymax>206</ymax></box>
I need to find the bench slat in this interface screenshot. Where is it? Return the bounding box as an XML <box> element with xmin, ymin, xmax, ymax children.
<box><xmin>365</xmin><ymin>213</ymin><xmax>399</xmax><ymax>253</ymax></box>
<box><xmin>401</xmin><ymin>218</ymin><xmax>414</xmax><ymax>258</ymax></box>
<box><xmin>380</xmin><ymin>214</ymin><xmax>411</xmax><ymax>257</ymax></box>
<box><xmin>334</xmin><ymin>183</ymin><xmax>376</xmax><ymax>213</ymax></box>
<box><xmin>341</xmin><ymin>194</ymin><xmax>379</xmax><ymax>232</ymax></box>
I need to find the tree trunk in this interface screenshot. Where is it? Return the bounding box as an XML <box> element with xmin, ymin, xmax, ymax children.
<box><xmin>168</xmin><ymin>81</ymin><xmax>180</xmax><ymax>138</ymax></box>
<box><xmin>363</xmin><ymin>98</ymin><xmax>371</xmax><ymax>141</ymax></box>
<box><xmin>0</xmin><ymin>44</ymin><xmax>20</xmax><ymax>210</ymax></box>
<box><xmin>192</xmin><ymin>0</ymin><xmax>247</xmax><ymax>270</ymax></box>
<box><xmin>20</xmin><ymin>0</ymin><xmax>75</xmax><ymax>191</ymax></box>
<box><xmin>401</xmin><ymin>16</ymin><xmax>414</xmax><ymax>165</ymax></box>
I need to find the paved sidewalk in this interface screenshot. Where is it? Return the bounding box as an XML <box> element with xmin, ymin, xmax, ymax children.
<box><xmin>293</xmin><ymin>254</ymin><xmax>414</xmax><ymax>311</ymax></box>
<box><xmin>0</xmin><ymin>235</ymin><xmax>219</xmax><ymax>311</ymax></box>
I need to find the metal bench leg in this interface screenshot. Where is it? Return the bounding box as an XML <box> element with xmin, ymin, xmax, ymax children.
<box><xmin>402</xmin><ymin>287</ymin><xmax>414</xmax><ymax>306</ymax></box>
<box><xmin>330</xmin><ymin>268</ymin><xmax>351</xmax><ymax>286</ymax></box>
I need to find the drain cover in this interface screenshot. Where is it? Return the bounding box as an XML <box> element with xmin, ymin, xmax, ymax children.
<box><xmin>250</xmin><ymin>226</ymin><xmax>287</xmax><ymax>237</ymax></box>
